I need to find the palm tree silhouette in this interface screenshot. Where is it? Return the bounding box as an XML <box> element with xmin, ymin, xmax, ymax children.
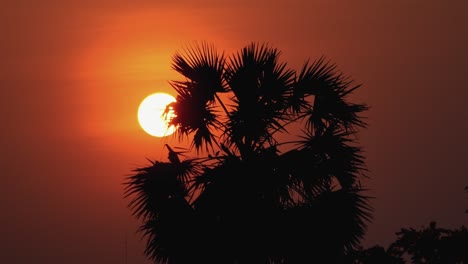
<box><xmin>125</xmin><ymin>42</ymin><xmax>372</xmax><ymax>263</ymax></box>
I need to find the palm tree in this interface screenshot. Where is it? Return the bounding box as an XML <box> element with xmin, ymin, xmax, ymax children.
<box><xmin>124</xmin><ymin>42</ymin><xmax>372</xmax><ymax>263</ymax></box>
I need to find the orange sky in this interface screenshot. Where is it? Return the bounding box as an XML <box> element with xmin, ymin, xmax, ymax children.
<box><xmin>1</xmin><ymin>1</ymin><xmax>468</xmax><ymax>263</ymax></box>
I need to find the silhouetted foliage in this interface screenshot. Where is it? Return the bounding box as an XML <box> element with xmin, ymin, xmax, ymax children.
<box><xmin>125</xmin><ymin>42</ymin><xmax>372</xmax><ymax>263</ymax></box>
<box><xmin>389</xmin><ymin>222</ymin><xmax>468</xmax><ymax>264</ymax></box>
<box><xmin>345</xmin><ymin>245</ymin><xmax>405</xmax><ymax>264</ymax></box>
<box><xmin>348</xmin><ymin>222</ymin><xmax>468</xmax><ymax>264</ymax></box>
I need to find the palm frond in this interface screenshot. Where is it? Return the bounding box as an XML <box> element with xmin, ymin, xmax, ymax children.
<box><xmin>169</xmin><ymin>42</ymin><xmax>226</xmax><ymax>150</ymax></box>
<box><xmin>172</xmin><ymin>42</ymin><xmax>226</xmax><ymax>99</ymax></box>
<box><xmin>124</xmin><ymin>159</ymin><xmax>199</xmax><ymax>220</ymax></box>
<box><xmin>168</xmin><ymin>82</ymin><xmax>219</xmax><ymax>150</ymax></box>
<box><xmin>291</xmin><ymin>57</ymin><xmax>369</xmax><ymax>135</ymax></box>
<box><xmin>292</xmin><ymin>125</ymin><xmax>367</xmax><ymax>189</ymax></box>
<box><xmin>138</xmin><ymin>200</ymin><xmax>196</xmax><ymax>264</ymax></box>
<box><xmin>224</xmin><ymin>43</ymin><xmax>295</xmax><ymax>153</ymax></box>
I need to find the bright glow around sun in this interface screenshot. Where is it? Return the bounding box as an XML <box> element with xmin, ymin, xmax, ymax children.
<box><xmin>138</xmin><ymin>93</ymin><xmax>176</xmax><ymax>137</ymax></box>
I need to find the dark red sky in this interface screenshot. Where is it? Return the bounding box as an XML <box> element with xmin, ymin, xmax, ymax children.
<box><xmin>1</xmin><ymin>0</ymin><xmax>467</xmax><ymax>263</ymax></box>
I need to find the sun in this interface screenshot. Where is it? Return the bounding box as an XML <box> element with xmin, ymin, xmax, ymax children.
<box><xmin>138</xmin><ymin>93</ymin><xmax>176</xmax><ymax>137</ymax></box>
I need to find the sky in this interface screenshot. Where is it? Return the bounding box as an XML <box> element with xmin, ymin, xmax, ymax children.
<box><xmin>1</xmin><ymin>0</ymin><xmax>467</xmax><ymax>263</ymax></box>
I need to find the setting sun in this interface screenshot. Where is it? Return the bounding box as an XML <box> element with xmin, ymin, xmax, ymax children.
<box><xmin>137</xmin><ymin>93</ymin><xmax>176</xmax><ymax>137</ymax></box>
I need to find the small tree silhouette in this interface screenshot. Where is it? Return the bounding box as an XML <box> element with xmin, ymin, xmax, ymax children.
<box><xmin>125</xmin><ymin>42</ymin><xmax>372</xmax><ymax>263</ymax></box>
<box><xmin>348</xmin><ymin>187</ymin><xmax>468</xmax><ymax>264</ymax></box>
<box><xmin>388</xmin><ymin>222</ymin><xmax>468</xmax><ymax>263</ymax></box>
<box><xmin>345</xmin><ymin>245</ymin><xmax>405</xmax><ymax>264</ymax></box>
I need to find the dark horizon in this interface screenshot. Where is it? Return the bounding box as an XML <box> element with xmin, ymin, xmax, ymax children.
<box><xmin>1</xmin><ymin>0</ymin><xmax>467</xmax><ymax>263</ymax></box>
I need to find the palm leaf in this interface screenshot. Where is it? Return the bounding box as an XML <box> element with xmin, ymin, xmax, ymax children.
<box><xmin>224</xmin><ymin>43</ymin><xmax>295</xmax><ymax>154</ymax></box>
<box><xmin>291</xmin><ymin>57</ymin><xmax>369</xmax><ymax>135</ymax></box>
<box><xmin>294</xmin><ymin>125</ymin><xmax>367</xmax><ymax>189</ymax></box>
<box><xmin>169</xmin><ymin>42</ymin><xmax>226</xmax><ymax>150</ymax></box>
<box><xmin>172</xmin><ymin>42</ymin><xmax>226</xmax><ymax>99</ymax></box>
<box><xmin>123</xmin><ymin>158</ymin><xmax>201</xmax><ymax>262</ymax></box>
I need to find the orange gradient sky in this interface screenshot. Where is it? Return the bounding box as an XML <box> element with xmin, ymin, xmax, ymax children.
<box><xmin>1</xmin><ymin>1</ymin><xmax>467</xmax><ymax>263</ymax></box>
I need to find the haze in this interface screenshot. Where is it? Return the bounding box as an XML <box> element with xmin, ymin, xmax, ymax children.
<box><xmin>1</xmin><ymin>0</ymin><xmax>467</xmax><ymax>263</ymax></box>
